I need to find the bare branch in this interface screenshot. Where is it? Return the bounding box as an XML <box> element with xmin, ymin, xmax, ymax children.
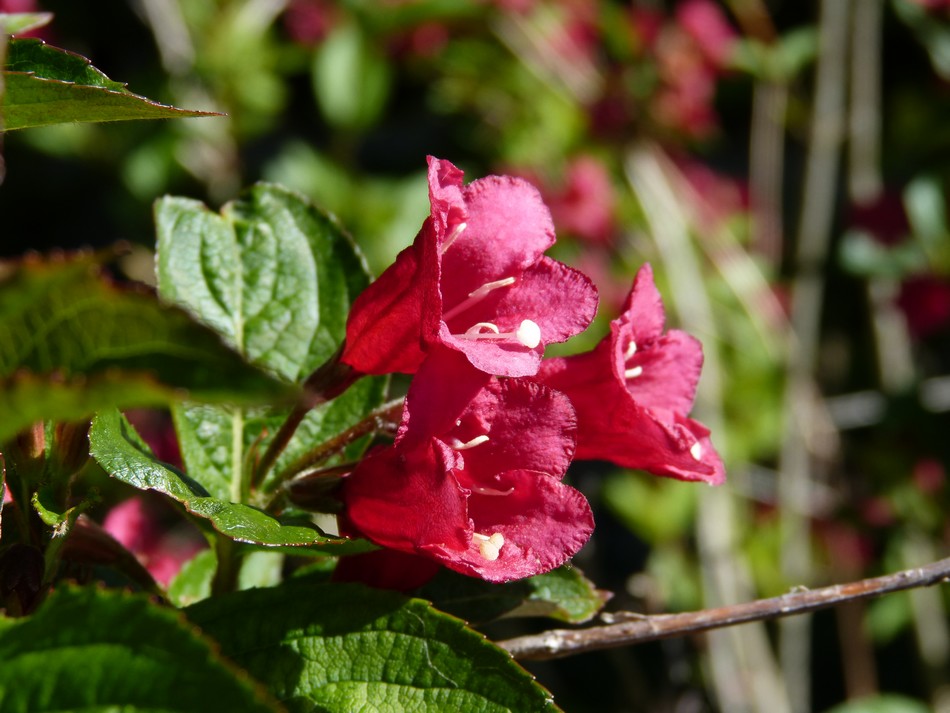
<box><xmin>498</xmin><ymin>557</ymin><xmax>950</xmax><ymax>661</ymax></box>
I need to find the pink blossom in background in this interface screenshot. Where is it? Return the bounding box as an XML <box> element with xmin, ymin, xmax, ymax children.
<box><xmin>653</xmin><ymin>28</ymin><xmax>720</xmax><ymax>138</ymax></box>
<box><xmin>847</xmin><ymin>191</ymin><xmax>950</xmax><ymax>339</ymax></box>
<box><xmin>848</xmin><ymin>191</ymin><xmax>910</xmax><ymax>246</ymax></box>
<box><xmin>282</xmin><ymin>0</ymin><xmax>337</xmax><ymax>47</ymax></box>
<box><xmin>0</xmin><ymin>0</ymin><xmax>50</xmax><ymax>38</ymax></box>
<box><xmin>859</xmin><ymin>496</ymin><xmax>896</xmax><ymax>528</ymax></box>
<box><xmin>912</xmin><ymin>458</ymin><xmax>945</xmax><ymax>495</ymax></box>
<box><xmin>816</xmin><ymin>521</ymin><xmax>875</xmax><ymax>575</ymax></box>
<box><xmin>124</xmin><ymin>409</ymin><xmax>182</xmax><ymax>469</ymax></box>
<box><xmin>0</xmin><ymin>0</ymin><xmax>39</xmax><ymax>14</ymax></box>
<box><xmin>102</xmin><ymin>496</ymin><xmax>205</xmax><ymax>587</ymax></box>
<box><xmin>897</xmin><ymin>275</ymin><xmax>950</xmax><ymax>338</ymax></box>
<box><xmin>675</xmin><ymin>157</ymin><xmax>748</xmax><ymax>231</ymax></box>
<box><xmin>675</xmin><ymin>0</ymin><xmax>738</xmax><ymax>68</ymax></box>
<box><xmin>908</xmin><ymin>0</ymin><xmax>950</xmax><ymax>11</ymax></box>
<box><xmin>629</xmin><ymin>6</ymin><xmax>665</xmax><ymax>50</ymax></box>
<box><xmin>545</xmin><ymin>155</ymin><xmax>617</xmax><ymax>246</ymax></box>
<box><xmin>403</xmin><ymin>22</ymin><xmax>450</xmax><ymax>58</ymax></box>
<box><xmin>570</xmin><ymin>250</ymin><xmax>628</xmax><ymax>315</ymax></box>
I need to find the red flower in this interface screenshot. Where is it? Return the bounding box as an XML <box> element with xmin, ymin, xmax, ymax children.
<box><xmin>537</xmin><ymin>264</ymin><xmax>725</xmax><ymax>484</ymax></box>
<box><xmin>342</xmin><ymin>157</ymin><xmax>598</xmax><ymax>377</ymax></box>
<box><xmin>341</xmin><ymin>348</ymin><xmax>593</xmax><ymax>583</ymax></box>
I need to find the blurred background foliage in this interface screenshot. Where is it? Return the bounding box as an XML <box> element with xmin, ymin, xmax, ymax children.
<box><xmin>3</xmin><ymin>0</ymin><xmax>950</xmax><ymax>711</ymax></box>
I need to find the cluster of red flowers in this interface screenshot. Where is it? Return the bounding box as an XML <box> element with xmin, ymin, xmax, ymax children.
<box><xmin>335</xmin><ymin>157</ymin><xmax>724</xmax><ymax>589</ymax></box>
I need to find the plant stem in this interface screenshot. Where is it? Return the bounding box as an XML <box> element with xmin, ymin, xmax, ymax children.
<box><xmin>499</xmin><ymin>556</ymin><xmax>950</xmax><ymax>661</ymax></box>
<box><xmin>210</xmin><ymin>534</ymin><xmax>238</xmax><ymax>596</ymax></box>
<box><xmin>264</xmin><ymin>398</ymin><xmax>403</xmax><ymax>494</ymax></box>
<box><xmin>250</xmin><ymin>345</ymin><xmax>357</xmax><ymax>492</ymax></box>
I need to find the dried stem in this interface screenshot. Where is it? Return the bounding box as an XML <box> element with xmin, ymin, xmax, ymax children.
<box><xmin>727</xmin><ymin>0</ymin><xmax>787</xmax><ymax>269</ymax></box>
<box><xmin>499</xmin><ymin>556</ymin><xmax>950</xmax><ymax>661</ymax></box>
<box><xmin>780</xmin><ymin>2</ymin><xmax>852</xmax><ymax>709</ymax></box>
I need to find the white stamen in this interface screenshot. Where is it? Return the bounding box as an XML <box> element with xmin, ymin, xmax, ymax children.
<box><xmin>440</xmin><ymin>222</ymin><xmax>467</xmax><ymax>253</ymax></box>
<box><xmin>625</xmin><ymin>365</ymin><xmax>643</xmax><ymax>379</ymax></box>
<box><xmin>516</xmin><ymin>320</ymin><xmax>542</xmax><ymax>349</ymax></box>
<box><xmin>442</xmin><ymin>276</ymin><xmax>517</xmax><ymax>321</ymax></box>
<box><xmin>624</xmin><ymin>340</ymin><xmax>638</xmax><ymax>360</ymax></box>
<box><xmin>448</xmin><ymin>434</ymin><xmax>490</xmax><ymax>450</ymax></box>
<box><xmin>456</xmin><ymin>319</ymin><xmax>542</xmax><ymax>349</ymax></box>
<box><xmin>464</xmin><ymin>322</ymin><xmax>500</xmax><ymax>336</ymax></box>
<box><xmin>690</xmin><ymin>442</ymin><xmax>703</xmax><ymax>461</ymax></box>
<box><xmin>473</xmin><ymin>532</ymin><xmax>506</xmax><ymax>561</ymax></box>
<box><xmin>471</xmin><ymin>485</ymin><xmax>515</xmax><ymax>496</ymax></box>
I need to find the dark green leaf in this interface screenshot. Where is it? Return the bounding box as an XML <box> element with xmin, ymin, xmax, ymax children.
<box><xmin>1</xmin><ymin>39</ymin><xmax>219</xmax><ymax>130</ymax></box>
<box><xmin>0</xmin><ymin>587</ymin><xmax>278</xmax><ymax>712</ymax></box>
<box><xmin>507</xmin><ymin>566</ymin><xmax>611</xmax><ymax>623</ymax></box>
<box><xmin>155</xmin><ymin>184</ymin><xmax>382</xmax><ymax>498</ymax></box>
<box><xmin>0</xmin><ymin>12</ymin><xmax>53</xmax><ymax>36</ymax></box>
<box><xmin>0</xmin><ymin>255</ymin><xmax>292</xmax><ymax>442</ymax></box>
<box><xmin>419</xmin><ymin>565</ymin><xmax>609</xmax><ymax>625</ymax></box>
<box><xmin>89</xmin><ymin>408</ymin><xmax>370</xmax><ymax>553</ymax></box>
<box><xmin>187</xmin><ymin>580</ymin><xmax>560</xmax><ymax>713</ymax></box>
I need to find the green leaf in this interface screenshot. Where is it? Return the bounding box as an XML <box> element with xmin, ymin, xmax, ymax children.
<box><xmin>155</xmin><ymin>184</ymin><xmax>382</xmax><ymax>499</ymax></box>
<box><xmin>419</xmin><ymin>565</ymin><xmax>610</xmax><ymax>625</ymax></box>
<box><xmin>167</xmin><ymin>548</ymin><xmax>216</xmax><ymax>607</ymax></box>
<box><xmin>0</xmin><ymin>586</ymin><xmax>279</xmax><ymax>712</ymax></box>
<box><xmin>89</xmin><ymin>408</ymin><xmax>369</xmax><ymax>553</ymax></box>
<box><xmin>187</xmin><ymin>580</ymin><xmax>560</xmax><ymax>713</ymax></box>
<box><xmin>0</xmin><ymin>12</ymin><xmax>53</xmax><ymax>36</ymax></box>
<box><xmin>0</xmin><ymin>255</ymin><xmax>292</xmax><ymax>443</ymax></box>
<box><xmin>1</xmin><ymin>39</ymin><xmax>219</xmax><ymax>130</ymax></box>
<box><xmin>313</xmin><ymin>21</ymin><xmax>392</xmax><ymax>130</ymax></box>
<box><xmin>508</xmin><ymin>566</ymin><xmax>611</xmax><ymax>623</ymax></box>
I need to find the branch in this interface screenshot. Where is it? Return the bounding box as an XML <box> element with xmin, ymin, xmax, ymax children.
<box><xmin>498</xmin><ymin>557</ymin><xmax>950</xmax><ymax>661</ymax></box>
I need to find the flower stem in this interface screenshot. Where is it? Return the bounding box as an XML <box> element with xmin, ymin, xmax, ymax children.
<box><xmin>250</xmin><ymin>345</ymin><xmax>357</xmax><ymax>493</ymax></box>
<box><xmin>263</xmin><ymin>398</ymin><xmax>404</xmax><ymax>495</ymax></box>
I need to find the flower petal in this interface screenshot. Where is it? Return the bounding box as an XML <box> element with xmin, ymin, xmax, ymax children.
<box><xmin>447</xmin><ymin>379</ymin><xmax>577</xmax><ymax>479</ymax></box>
<box><xmin>425</xmin><ymin>469</ymin><xmax>593</xmax><ymax>583</ymax></box>
<box><xmin>342</xmin><ymin>440</ymin><xmax>470</xmax><ymax>553</ymax></box>
<box><xmin>439</xmin><ymin>174</ymin><xmax>556</xmax><ymax>311</ymax></box>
